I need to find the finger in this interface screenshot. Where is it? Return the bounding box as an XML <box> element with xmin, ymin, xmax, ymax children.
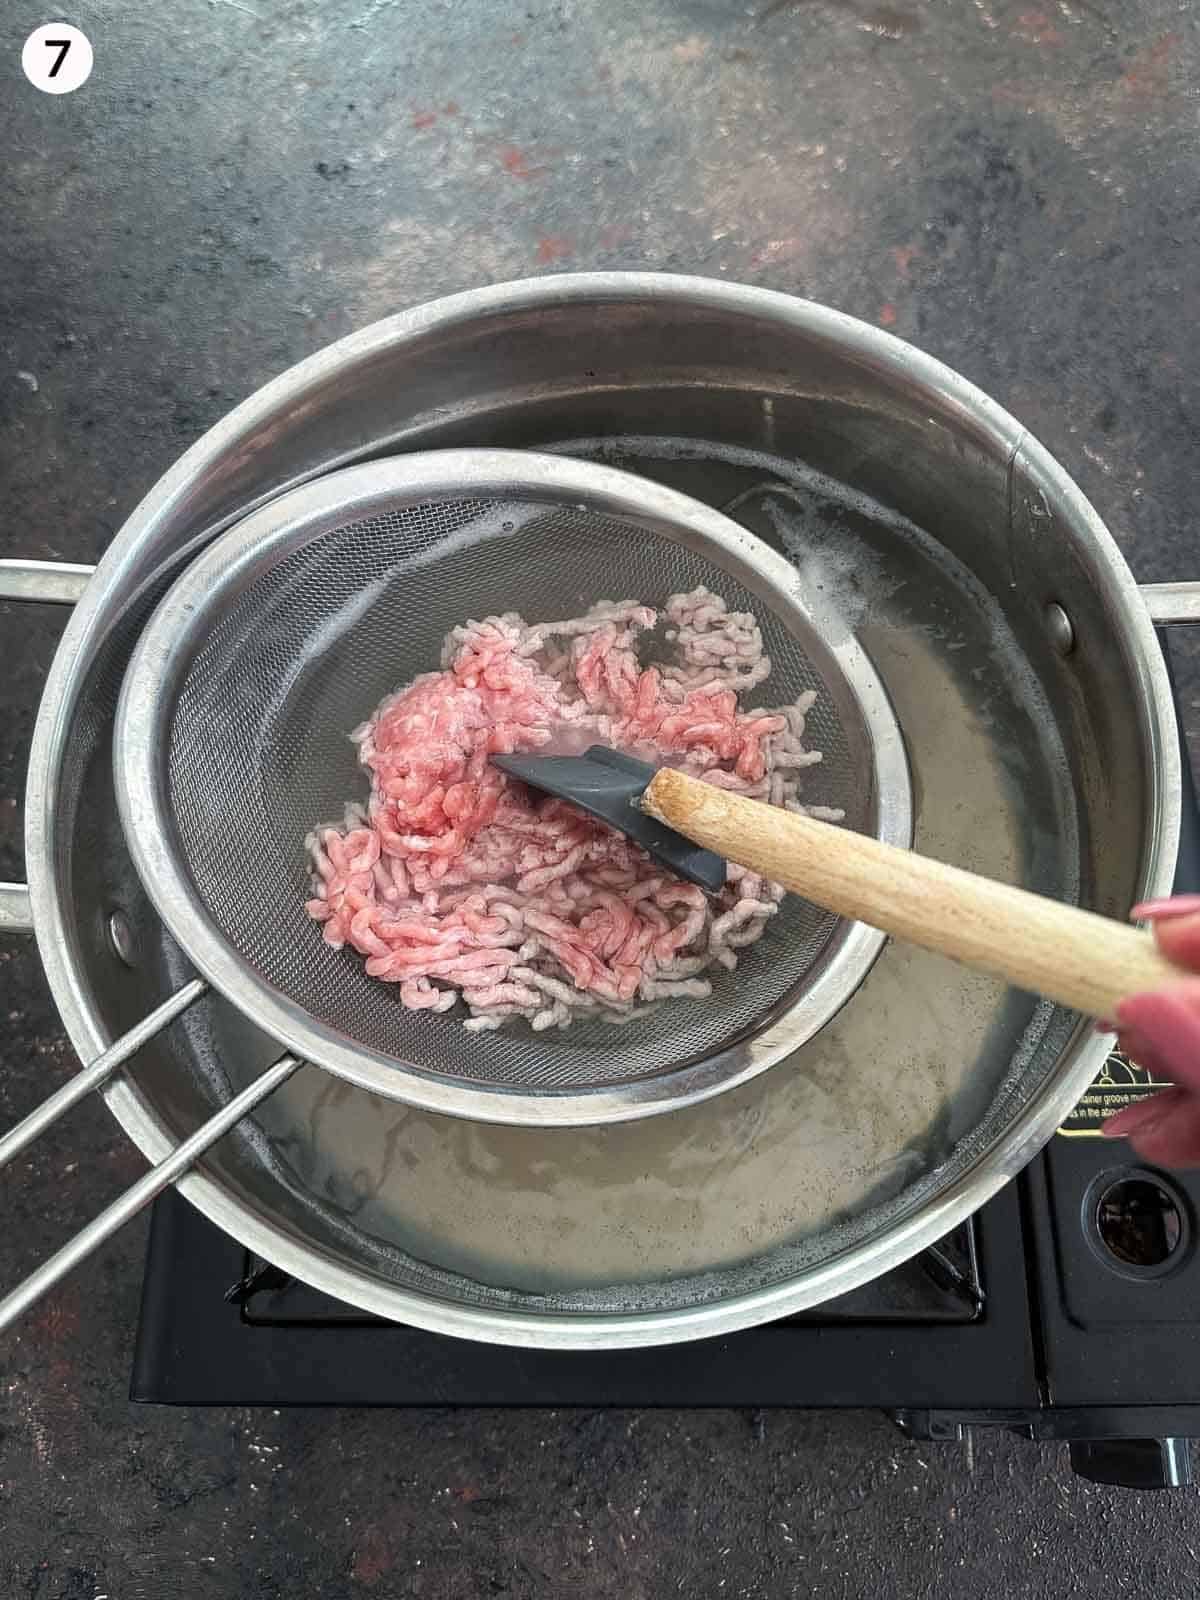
<box><xmin>1113</xmin><ymin>1089</ymin><xmax>1200</xmax><ymax>1169</ymax></box>
<box><xmin>1151</xmin><ymin>911</ymin><xmax>1200</xmax><ymax>971</ymax></box>
<box><xmin>1103</xmin><ymin>1084</ymin><xmax>1188</xmax><ymax>1140</ymax></box>
<box><xmin>1132</xmin><ymin>896</ymin><xmax>1200</xmax><ymax>922</ymax></box>
<box><xmin>1115</xmin><ymin>986</ymin><xmax>1200</xmax><ymax>1093</ymax></box>
<box><xmin>1114</xmin><ymin>1025</ymin><xmax>1177</xmax><ymax>1083</ymax></box>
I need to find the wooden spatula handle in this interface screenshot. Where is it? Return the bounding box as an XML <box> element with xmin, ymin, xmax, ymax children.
<box><xmin>642</xmin><ymin>767</ymin><xmax>1185</xmax><ymax>1018</ymax></box>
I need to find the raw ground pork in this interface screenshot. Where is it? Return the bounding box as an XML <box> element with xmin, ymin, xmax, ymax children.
<box><xmin>305</xmin><ymin>587</ymin><xmax>843</xmax><ymax>1033</ymax></box>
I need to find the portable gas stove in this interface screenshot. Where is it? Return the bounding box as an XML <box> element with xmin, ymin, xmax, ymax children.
<box><xmin>131</xmin><ymin>662</ymin><xmax>1200</xmax><ymax>1493</ymax></box>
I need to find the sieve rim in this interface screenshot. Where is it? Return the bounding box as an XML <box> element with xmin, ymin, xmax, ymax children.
<box><xmin>115</xmin><ymin>448</ymin><xmax>912</xmax><ymax>1126</ymax></box>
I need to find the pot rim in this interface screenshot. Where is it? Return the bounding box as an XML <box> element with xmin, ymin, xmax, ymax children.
<box><xmin>23</xmin><ymin>273</ymin><xmax>1182</xmax><ymax>1347</ymax></box>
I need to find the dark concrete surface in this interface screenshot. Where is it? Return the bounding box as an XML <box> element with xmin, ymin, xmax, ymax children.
<box><xmin>2</xmin><ymin>0</ymin><xmax>1200</xmax><ymax>1593</ymax></box>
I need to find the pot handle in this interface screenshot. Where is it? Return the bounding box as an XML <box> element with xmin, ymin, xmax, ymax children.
<box><xmin>1141</xmin><ymin>583</ymin><xmax>1200</xmax><ymax>625</ymax></box>
<box><xmin>0</xmin><ymin>558</ymin><xmax>95</xmax><ymax>606</ymax></box>
<box><xmin>0</xmin><ymin>559</ymin><xmax>207</xmax><ymax>1161</ymax></box>
<box><xmin>0</xmin><ymin>884</ymin><xmax>33</xmax><ymax>930</ymax></box>
<box><xmin>1</xmin><ymin>559</ymin><xmax>97</xmax><ymax>932</ymax></box>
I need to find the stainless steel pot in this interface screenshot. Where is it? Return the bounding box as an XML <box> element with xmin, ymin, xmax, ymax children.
<box><xmin>3</xmin><ymin>273</ymin><xmax>1198</xmax><ymax>1348</ymax></box>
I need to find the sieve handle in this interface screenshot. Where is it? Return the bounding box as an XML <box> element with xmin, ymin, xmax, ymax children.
<box><xmin>0</xmin><ymin>1053</ymin><xmax>301</xmax><ymax>1335</ymax></box>
<box><xmin>0</xmin><ymin>980</ymin><xmax>208</xmax><ymax>1171</ymax></box>
<box><xmin>643</xmin><ymin>768</ymin><xmax>1189</xmax><ymax>1019</ymax></box>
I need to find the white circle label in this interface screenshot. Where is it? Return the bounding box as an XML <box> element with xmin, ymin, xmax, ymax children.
<box><xmin>22</xmin><ymin>23</ymin><xmax>93</xmax><ymax>94</ymax></box>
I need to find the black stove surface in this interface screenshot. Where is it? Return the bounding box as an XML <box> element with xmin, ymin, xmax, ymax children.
<box><xmin>132</xmin><ymin>656</ymin><xmax>1200</xmax><ymax>1489</ymax></box>
<box><xmin>134</xmin><ymin>1183</ymin><xmax>1026</xmax><ymax>1410</ymax></box>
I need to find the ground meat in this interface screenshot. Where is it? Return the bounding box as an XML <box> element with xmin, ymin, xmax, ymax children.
<box><xmin>305</xmin><ymin>587</ymin><xmax>842</xmax><ymax>1032</ymax></box>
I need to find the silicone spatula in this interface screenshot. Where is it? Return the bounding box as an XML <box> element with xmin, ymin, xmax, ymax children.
<box><xmin>494</xmin><ymin>744</ymin><xmax>1190</xmax><ymax>1019</ymax></box>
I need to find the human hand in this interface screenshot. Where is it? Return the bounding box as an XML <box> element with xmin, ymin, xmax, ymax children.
<box><xmin>1101</xmin><ymin>898</ymin><xmax>1200</xmax><ymax>1167</ymax></box>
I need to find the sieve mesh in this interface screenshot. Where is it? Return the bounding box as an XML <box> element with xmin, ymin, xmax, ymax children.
<box><xmin>163</xmin><ymin>489</ymin><xmax>867</xmax><ymax>1097</ymax></box>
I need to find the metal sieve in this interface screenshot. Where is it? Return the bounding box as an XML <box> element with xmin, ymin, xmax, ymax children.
<box><xmin>115</xmin><ymin>448</ymin><xmax>911</xmax><ymax>1126</ymax></box>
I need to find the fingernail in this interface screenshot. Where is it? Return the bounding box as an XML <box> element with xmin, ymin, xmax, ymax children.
<box><xmin>1132</xmin><ymin>895</ymin><xmax>1200</xmax><ymax>922</ymax></box>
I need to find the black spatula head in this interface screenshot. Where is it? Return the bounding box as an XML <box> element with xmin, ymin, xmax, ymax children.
<box><xmin>491</xmin><ymin>744</ymin><xmax>727</xmax><ymax>893</ymax></box>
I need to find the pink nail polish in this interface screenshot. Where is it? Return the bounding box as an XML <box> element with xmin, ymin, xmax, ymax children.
<box><xmin>1132</xmin><ymin>895</ymin><xmax>1200</xmax><ymax>922</ymax></box>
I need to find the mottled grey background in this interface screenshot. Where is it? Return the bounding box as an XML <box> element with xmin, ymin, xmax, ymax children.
<box><xmin>2</xmin><ymin>0</ymin><xmax>1199</xmax><ymax>1594</ymax></box>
